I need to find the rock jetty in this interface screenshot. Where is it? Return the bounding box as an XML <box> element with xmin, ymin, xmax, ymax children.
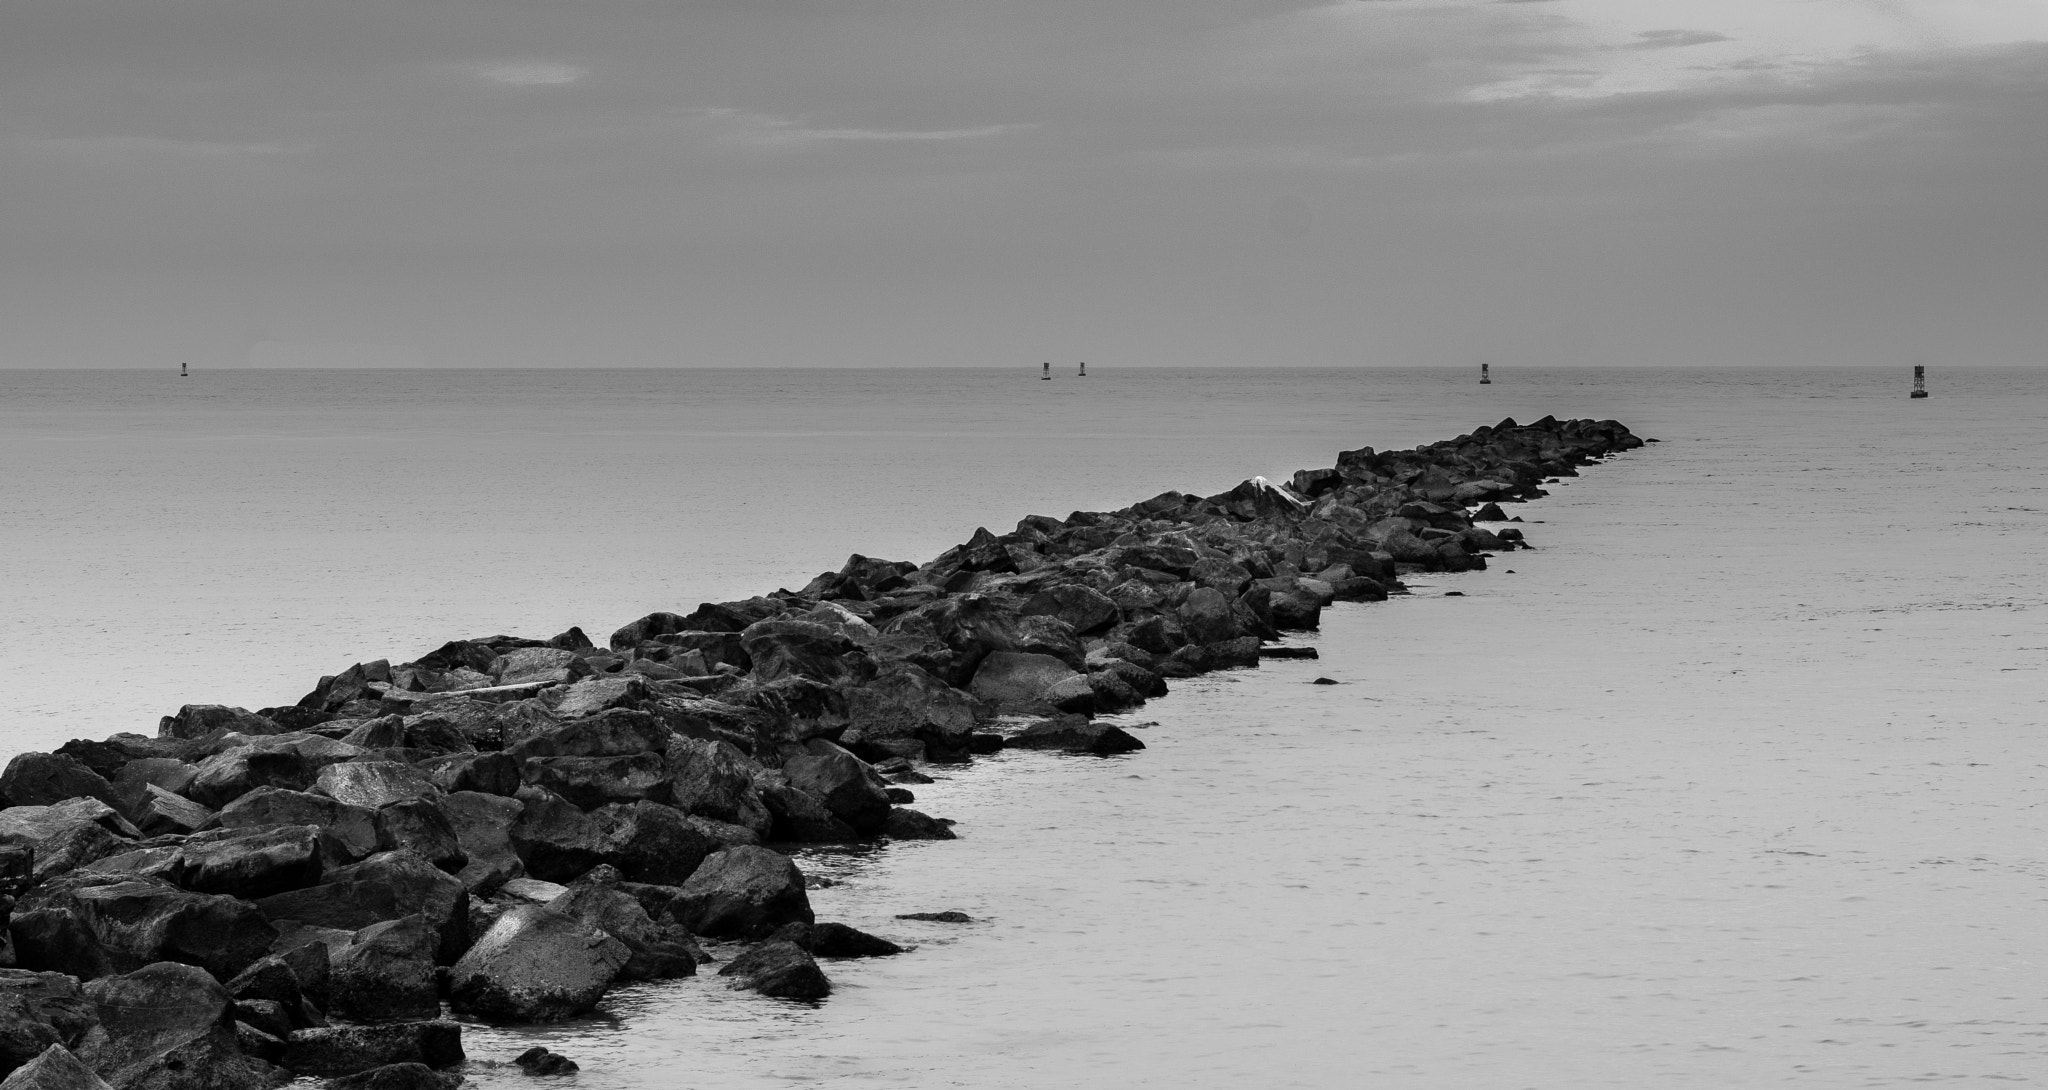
<box><xmin>0</xmin><ymin>416</ymin><xmax>1643</xmax><ymax>1087</ymax></box>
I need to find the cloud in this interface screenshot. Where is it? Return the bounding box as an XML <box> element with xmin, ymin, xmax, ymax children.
<box><xmin>27</xmin><ymin>135</ymin><xmax>316</xmax><ymax>160</ymax></box>
<box><xmin>684</xmin><ymin>108</ymin><xmax>1034</xmax><ymax>150</ymax></box>
<box><xmin>475</xmin><ymin>62</ymin><xmax>587</xmax><ymax>87</ymax></box>
<box><xmin>1626</xmin><ymin>29</ymin><xmax>1734</xmax><ymax>51</ymax></box>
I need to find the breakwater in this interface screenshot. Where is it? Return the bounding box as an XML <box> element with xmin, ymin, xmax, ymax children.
<box><xmin>0</xmin><ymin>415</ymin><xmax>1643</xmax><ymax>1089</ymax></box>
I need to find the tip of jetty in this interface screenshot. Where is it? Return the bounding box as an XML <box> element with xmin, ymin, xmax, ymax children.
<box><xmin>0</xmin><ymin>416</ymin><xmax>1644</xmax><ymax>1086</ymax></box>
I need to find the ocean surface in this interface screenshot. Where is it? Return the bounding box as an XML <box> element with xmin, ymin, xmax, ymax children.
<box><xmin>4</xmin><ymin>366</ymin><xmax>2047</xmax><ymax>1088</ymax></box>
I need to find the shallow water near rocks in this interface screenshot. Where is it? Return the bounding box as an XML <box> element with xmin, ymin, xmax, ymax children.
<box><xmin>7</xmin><ymin>367</ymin><xmax>2048</xmax><ymax>1087</ymax></box>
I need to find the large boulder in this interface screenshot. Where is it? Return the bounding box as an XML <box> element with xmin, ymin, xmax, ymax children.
<box><xmin>254</xmin><ymin>851</ymin><xmax>468</xmax><ymax>965</ymax></box>
<box><xmin>0</xmin><ymin>754</ymin><xmax>122</xmax><ymax>811</ymax></box>
<box><xmin>0</xmin><ymin>971</ymin><xmax>99</xmax><ymax>1056</ymax></box>
<box><xmin>967</xmin><ymin>652</ymin><xmax>1092</xmax><ymax>714</ymax></box>
<box><xmin>663</xmin><ymin>739</ymin><xmax>771</xmax><ymax>838</ymax></box>
<box><xmin>217</xmin><ymin>788</ymin><xmax>379</xmax><ymax>863</ymax></box>
<box><xmin>435</xmin><ymin>792</ymin><xmax>524</xmax><ymax>893</ymax></box>
<box><xmin>10</xmin><ymin>874</ymin><xmax>276</xmax><ymax>981</ymax></box>
<box><xmin>519</xmin><ymin>753</ymin><xmax>670</xmax><ymax>811</ymax></box>
<box><xmin>1176</xmin><ymin>586</ymin><xmax>1245</xmax><ymax>645</ymax></box>
<box><xmin>279</xmin><ymin>1023</ymin><xmax>463</xmax><ymax>1078</ymax></box>
<box><xmin>738</xmin><ymin>620</ymin><xmax>871</xmax><ymax>686</ymax></box>
<box><xmin>83</xmin><ymin>961</ymin><xmax>274</xmax><ymax>1090</ymax></box>
<box><xmin>591</xmin><ymin>802</ymin><xmax>715</xmax><ymax>887</ymax></box>
<box><xmin>505</xmin><ymin>788</ymin><xmax>605</xmax><ymax>884</ymax></box>
<box><xmin>445</xmin><ymin>906</ymin><xmax>628</xmax><ymax>1023</ymax></box>
<box><xmin>843</xmin><ymin>668</ymin><xmax>976</xmax><ymax>762</ymax></box>
<box><xmin>0</xmin><ymin>800</ymin><xmax>141</xmax><ymax>885</ymax></box>
<box><xmin>779</xmin><ymin>745</ymin><xmax>890</xmax><ymax>835</ymax></box>
<box><xmin>158</xmin><ymin>705</ymin><xmax>281</xmax><ymax>741</ymax></box>
<box><xmin>755</xmin><ymin>778</ymin><xmax>856</xmax><ymax>843</ymax></box>
<box><xmin>371</xmin><ymin>800</ymin><xmax>467</xmax><ymax>874</ymax></box>
<box><xmin>0</xmin><ymin>1045</ymin><xmax>112</xmax><ymax>1090</ymax></box>
<box><xmin>1017</xmin><ymin>584</ymin><xmax>1120</xmax><ymax>635</ymax></box>
<box><xmin>170</xmin><ymin>825</ymin><xmax>324</xmax><ymax>898</ymax></box>
<box><xmin>1006</xmin><ymin>718</ymin><xmax>1146</xmax><ymax>756</ymax></box>
<box><xmin>327</xmin><ymin>916</ymin><xmax>439</xmax><ymax>1024</ymax></box>
<box><xmin>415</xmin><ymin>753</ymin><xmax>519</xmax><ymax>798</ymax></box>
<box><xmin>544</xmin><ymin>867</ymin><xmax>699</xmax><ymax>982</ymax></box>
<box><xmin>490</xmin><ymin>648</ymin><xmax>587</xmax><ymax>687</ymax></box>
<box><xmin>504</xmin><ymin>709</ymin><xmax>670</xmax><ymax>760</ymax></box>
<box><xmin>128</xmin><ymin>787</ymin><xmax>212</xmax><ymax>839</ymax></box>
<box><xmin>671</xmin><ymin>846</ymin><xmax>812</xmax><ymax>940</ymax></box>
<box><xmin>313</xmin><ymin>763</ymin><xmax>439</xmax><ymax>811</ymax></box>
<box><xmin>716</xmin><ymin>940</ymin><xmax>830</xmax><ymax>1000</ymax></box>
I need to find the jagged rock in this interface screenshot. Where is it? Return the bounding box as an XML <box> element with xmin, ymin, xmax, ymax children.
<box><xmin>1017</xmin><ymin>584</ymin><xmax>1119</xmax><ymax>635</ymax></box>
<box><xmin>435</xmin><ymin>793</ymin><xmax>524</xmax><ymax>894</ymax></box>
<box><xmin>11</xmin><ymin>874</ymin><xmax>276</xmax><ymax>981</ymax></box>
<box><xmin>255</xmin><ymin>851</ymin><xmax>468</xmax><ymax>966</ymax></box>
<box><xmin>755</xmin><ymin>776</ymin><xmax>856</xmax><ymax>843</ymax></box>
<box><xmin>416</xmin><ymin>753</ymin><xmax>519</xmax><ymax>798</ymax></box>
<box><xmin>231</xmin><ymin>998</ymin><xmax>292</xmax><ymax>1041</ymax></box>
<box><xmin>967</xmin><ymin>652</ymin><xmax>1089</xmax><ymax>714</ymax></box>
<box><xmin>84</xmin><ymin>961</ymin><xmax>274</xmax><ymax>1090</ymax></box>
<box><xmin>218</xmin><ymin>788</ymin><xmax>379</xmax><ymax>864</ymax></box>
<box><xmin>158</xmin><ymin>705</ymin><xmax>281</xmax><ymax>741</ymax></box>
<box><xmin>314</xmin><ymin>763</ymin><xmax>440</xmax><ymax>811</ymax></box>
<box><xmin>765</xmin><ymin>921</ymin><xmax>903</xmax><ymax>958</ymax></box>
<box><xmin>0</xmin><ymin>1045</ymin><xmax>112</xmax><ymax>1090</ymax></box>
<box><xmin>505</xmin><ymin>788</ymin><xmax>605</xmax><ymax>884</ymax></box>
<box><xmin>0</xmin><ymin>995</ymin><xmax>64</xmax><ymax>1080</ymax></box>
<box><xmin>893</xmin><ymin>910</ymin><xmax>972</xmax><ymax>923</ymax></box>
<box><xmin>490</xmin><ymin>648</ymin><xmax>587</xmax><ymax>687</ymax></box>
<box><xmin>671</xmin><ymin>846</ymin><xmax>812</xmax><ymax>940</ymax></box>
<box><xmin>717</xmin><ymin>940</ymin><xmax>830</xmax><ymax>1000</ymax></box>
<box><xmin>323</xmin><ymin>1063</ymin><xmax>461</xmax><ymax>1090</ymax></box>
<box><xmin>0</xmin><ymin>971</ymin><xmax>98</xmax><ymax>1054</ymax></box>
<box><xmin>222</xmin><ymin>957</ymin><xmax>304</xmax><ymax>1021</ymax></box>
<box><xmin>446</xmin><ymin>906</ymin><xmax>628</xmax><ymax>1023</ymax></box>
<box><xmin>519</xmin><ymin>753</ymin><xmax>670</xmax><ymax>811</ymax></box>
<box><xmin>280</xmin><ymin>1023</ymin><xmax>463</xmax><ymax>1078</ymax></box>
<box><xmin>590</xmin><ymin>802</ymin><xmax>715</xmax><ymax>887</ymax></box>
<box><xmin>171</xmin><ymin>825</ymin><xmax>324</xmax><ymax>898</ymax></box>
<box><xmin>842</xmin><ymin>668</ymin><xmax>977</xmax><ymax>762</ymax></box>
<box><xmin>512</xmin><ymin>1047</ymin><xmax>577</xmax><ymax>1075</ymax></box>
<box><xmin>128</xmin><ymin>787</ymin><xmax>212</xmax><ymax>838</ymax></box>
<box><xmin>1177</xmin><ymin>587</ymin><xmax>1245</xmax><ymax>645</ymax></box>
<box><xmin>0</xmin><ymin>754</ymin><xmax>122</xmax><ymax>811</ymax></box>
<box><xmin>0</xmin><ymin>800</ymin><xmax>141</xmax><ymax>884</ymax></box>
<box><xmin>372</xmin><ymin>801</ymin><xmax>467</xmax><ymax>874</ymax></box>
<box><xmin>1006</xmin><ymin>718</ymin><xmax>1146</xmax><ymax>756</ymax></box>
<box><xmin>544</xmin><ymin>867</ymin><xmax>699</xmax><ymax>981</ymax></box>
<box><xmin>662</xmin><ymin>739</ymin><xmax>771</xmax><ymax>837</ymax></box>
<box><xmin>327</xmin><ymin>916</ymin><xmax>439</xmax><ymax>1024</ymax></box>
<box><xmin>504</xmin><ymin>709</ymin><xmax>670</xmax><ymax>760</ymax></box>
<box><xmin>780</xmin><ymin>745</ymin><xmax>890</xmax><ymax>835</ymax></box>
<box><xmin>881</xmin><ymin>808</ymin><xmax>956</xmax><ymax>841</ymax></box>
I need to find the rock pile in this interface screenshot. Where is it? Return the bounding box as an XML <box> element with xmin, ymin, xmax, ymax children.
<box><xmin>0</xmin><ymin>416</ymin><xmax>1642</xmax><ymax>1086</ymax></box>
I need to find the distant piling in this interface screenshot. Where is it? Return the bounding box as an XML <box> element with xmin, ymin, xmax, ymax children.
<box><xmin>180</xmin><ymin>362</ymin><xmax>188</xmax><ymax>378</ymax></box>
<box><xmin>1042</xmin><ymin>362</ymin><xmax>1051</xmax><ymax>381</ymax></box>
<box><xmin>1079</xmin><ymin>361</ymin><xmax>1087</xmax><ymax>378</ymax></box>
<box><xmin>1480</xmin><ymin>362</ymin><xmax>1491</xmax><ymax>385</ymax></box>
<box><xmin>1910</xmin><ymin>365</ymin><xmax>1928</xmax><ymax>399</ymax></box>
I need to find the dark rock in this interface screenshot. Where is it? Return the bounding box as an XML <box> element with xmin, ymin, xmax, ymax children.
<box><xmin>0</xmin><ymin>754</ymin><xmax>121</xmax><ymax>811</ymax></box>
<box><xmin>1259</xmin><ymin>645</ymin><xmax>1319</xmax><ymax>659</ymax></box>
<box><xmin>967</xmin><ymin>652</ymin><xmax>1089</xmax><ymax>714</ymax></box>
<box><xmin>512</xmin><ymin>1047</ymin><xmax>577</xmax><ymax>1076</ymax></box>
<box><xmin>373</xmin><ymin>801</ymin><xmax>467</xmax><ymax>874</ymax></box>
<box><xmin>892</xmin><ymin>910</ymin><xmax>973</xmax><ymax>923</ymax></box>
<box><xmin>717</xmin><ymin>940</ymin><xmax>829</xmax><ymax>1001</ymax></box>
<box><xmin>218</xmin><ymin>788</ymin><xmax>379</xmax><ymax>864</ymax></box>
<box><xmin>158</xmin><ymin>705</ymin><xmax>282</xmax><ymax>742</ymax></box>
<box><xmin>765</xmin><ymin>921</ymin><xmax>903</xmax><ymax>958</ymax></box>
<box><xmin>0</xmin><ymin>995</ymin><xmax>63</xmax><ymax>1080</ymax></box>
<box><xmin>519</xmin><ymin>753</ymin><xmax>670</xmax><ymax>811</ymax></box>
<box><xmin>1312</xmin><ymin>677</ymin><xmax>1339</xmax><ymax>685</ymax></box>
<box><xmin>0</xmin><ymin>1045</ymin><xmax>112</xmax><ymax>1090</ymax></box>
<box><xmin>670</xmin><ymin>846</ymin><xmax>813</xmax><ymax>940</ymax></box>
<box><xmin>256</xmin><ymin>851</ymin><xmax>468</xmax><ymax>966</ymax></box>
<box><xmin>231</xmin><ymin>998</ymin><xmax>292</xmax><ymax>1042</ymax></box>
<box><xmin>84</xmin><ymin>961</ymin><xmax>274</xmax><ymax>1090</ymax></box>
<box><xmin>280</xmin><ymin>1023</ymin><xmax>463</xmax><ymax>1078</ymax></box>
<box><xmin>591</xmin><ymin>802</ymin><xmax>714</xmax><ymax>887</ymax></box>
<box><xmin>779</xmin><ymin>744</ymin><xmax>890</xmax><ymax>835</ymax></box>
<box><xmin>505</xmin><ymin>788</ymin><xmax>604</xmax><ymax>884</ymax></box>
<box><xmin>0</xmin><ymin>970</ymin><xmax>99</xmax><ymax>1053</ymax></box>
<box><xmin>233</xmin><ymin>1020</ymin><xmax>286</xmax><ymax>1066</ymax></box>
<box><xmin>842</xmin><ymin>667</ymin><xmax>978</xmax><ymax>762</ymax></box>
<box><xmin>171</xmin><ymin>825</ymin><xmax>325</xmax><ymax>898</ymax></box>
<box><xmin>128</xmin><ymin>787</ymin><xmax>213</xmax><ymax>838</ymax></box>
<box><xmin>0</xmin><ymin>800</ymin><xmax>141</xmax><ymax>885</ymax></box>
<box><xmin>446</xmin><ymin>905</ymin><xmax>628</xmax><ymax>1023</ymax></box>
<box><xmin>327</xmin><ymin>916</ymin><xmax>439</xmax><ymax>1024</ymax></box>
<box><xmin>505</xmin><ymin>709</ymin><xmax>670</xmax><ymax>760</ymax></box>
<box><xmin>416</xmin><ymin>754</ymin><xmax>520</xmax><ymax>798</ymax></box>
<box><xmin>1017</xmin><ymin>585</ymin><xmax>1119</xmax><ymax>635</ymax></box>
<box><xmin>543</xmin><ymin>867</ymin><xmax>699</xmax><ymax>982</ymax></box>
<box><xmin>880</xmin><ymin>808</ymin><xmax>957</xmax><ymax>841</ymax></box>
<box><xmin>490</xmin><ymin>648</ymin><xmax>589</xmax><ymax>687</ymax></box>
<box><xmin>314</xmin><ymin>763</ymin><xmax>440</xmax><ymax>811</ymax></box>
<box><xmin>222</xmin><ymin>957</ymin><xmax>304</xmax><ymax>1020</ymax></box>
<box><xmin>1473</xmin><ymin>501</ymin><xmax>1508</xmax><ymax>521</ymax></box>
<box><xmin>1006</xmin><ymin>718</ymin><xmax>1146</xmax><ymax>756</ymax></box>
<box><xmin>663</xmin><ymin>739</ymin><xmax>771</xmax><ymax>837</ymax></box>
<box><xmin>1176</xmin><ymin>587</ymin><xmax>1244</xmax><ymax>646</ymax></box>
<box><xmin>323</xmin><ymin>1062</ymin><xmax>462</xmax><ymax>1090</ymax></box>
<box><xmin>435</xmin><ymin>793</ymin><xmax>524</xmax><ymax>894</ymax></box>
<box><xmin>12</xmin><ymin>874</ymin><xmax>276</xmax><ymax>981</ymax></box>
<box><xmin>755</xmin><ymin>778</ymin><xmax>856</xmax><ymax>844</ymax></box>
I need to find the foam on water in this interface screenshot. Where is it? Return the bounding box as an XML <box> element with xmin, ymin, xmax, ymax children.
<box><xmin>5</xmin><ymin>366</ymin><xmax>2046</xmax><ymax>1086</ymax></box>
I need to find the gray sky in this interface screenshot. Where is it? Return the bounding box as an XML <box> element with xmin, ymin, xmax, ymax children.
<box><xmin>5</xmin><ymin>0</ymin><xmax>2045</xmax><ymax>369</ymax></box>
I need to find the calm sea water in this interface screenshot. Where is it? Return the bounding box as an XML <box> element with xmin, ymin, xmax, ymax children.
<box><xmin>5</xmin><ymin>366</ymin><xmax>2047</xmax><ymax>1087</ymax></box>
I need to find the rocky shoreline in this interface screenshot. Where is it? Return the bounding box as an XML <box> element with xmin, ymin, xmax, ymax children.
<box><xmin>0</xmin><ymin>415</ymin><xmax>1645</xmax><ymax>1089</ymax></box>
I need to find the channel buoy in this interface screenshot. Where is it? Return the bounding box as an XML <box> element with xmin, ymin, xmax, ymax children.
<box><xmin>1910</xmin><ymin>364</ymin><xmax>1928</xmax><ymax>399</ymax></box>
<box><xmin>1078</xmin><ymin>361</ymin><xmax>1087</xmax><ymax>378</ymax></box>
<box><xmin>180</xmin><ymin>362</ymin><xmax>189</xmax><ymax>377</ymax></box>
<box><xmin>1042</xmin><ymin>362</ymin><xmax>1051</xmax><ymax>381</ymax></box>
<box><xmin>1479</xmin><ymin>362</ymin><xmax>1491</xmax><ymax>385</ymax></box>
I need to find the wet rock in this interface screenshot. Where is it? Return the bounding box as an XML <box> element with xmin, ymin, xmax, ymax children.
<box><xmin>218</xmin><ymin>788</ymin><xmax>380</xmax><ymax>864</ymax></box>
<box><xmin>12</xmin><ymin>874</ymin><xmax>276</xmax><ymax>981</ymax></box>
<box><xmin>256</xmin><ymin>851</ymin><xmax>468</xmax><ymax>966</ymax></box>
<box><xmin>0</xmin><ymin>800</ymin><xmax>141</xmax><ymax>885</ymax></box>
<box><xmin>1017</xmin><ymin>585</ymin><xmax>1119</xmax><ymax>635</ymax></box>
<box><xmin>0</xmin><ymin>754</ymin><xmax>122</xmax><ymax>811</ymax></box>
<box><xmin>671</xmin><ymin>846</ymin><xmax>812</xmax><ymax>940</ymax></box>
<box><xmin>1259</xmin><ymin>645</ymin><xmax>1319</xmax><ymax>659</ymax></box>
<box><xmin>591</xmin><ymin>802</ymin><xmax>715</xmax><ymax>887</ymax></box>
<box><xmin>842</xmin><ymin>668</ymin><xmax>977</xmax><ymax>762</ymax></box>
<box><xmin>490</xmin><ymin>648</ymin><xmax>588</xmax><ymax>688</ymax></box>
<box><xmin>314</xmin><ymin>763</ymin><xmax>440</xmax><ymax>811</ymax></box>
<box><xmin>373</xmin><ymin>800</ymin><xmax>467</xmax><ymax>874</ymax></box>
<box><xmin>663</xmin><ymin>739</ymin><xmax>771</xmax><ymax>838</ymax></box>
<box><xmin>0</xmin><ymin>1045</ymin><xmax>112</xmax><ymax>1090</ymax></box>
<box><xmin>158</xmin><ymin>705</ymin><xmax>282</xmax><ymax>741</ymax></box>
<box><xmin>327</xmin><ymin>916</ymin><xmax>439</xmax><ymax>1024</ymax></box>
<box><xmin>0</xmin><ymin>996</ymin><xmax>64</xmax><ymax>1080</ymax></box>
<box><xmin>324</xmin><ymin>1063</ymin><xmax>462</xmax><ymax>1090</ymax></box>
<box><xmin>880</xmin><ymin>808</ymin><xmax>957</xmax><ymax>841</ymax></box>
<box><xmin>893</xmin><ymin>910</ymin><xmax>973</xmax><ymax>923</ymax></box>
<box><xmin>280</xmin><ymin>1023</ymin><xmax>464</xmax><ymax>1078</ymax></box>
<box><xmin>0</xmin><ymin>971</ymin><xmax>99</xmax><ymax>1054</ymax></box>
<box><xmin>765</xmin><ymin>921</ymin><xmax>902</xmax><ymax>959</ymax></box>
<box><xmin>967</xmin><ymin>652</ymin><xmax>1089</xmax><ymax>714</ymax></box>
<box><xmin>1005</xmin><ymin>718</ymin><xmax>1145</xmax><ymax>757</ymax></box>
<box><xmin>717</xmin><ymin>940</ymin><xmax>829</xmax><ymax>1001</ymax></box>
<box><xmin>171</xmin><ymin>825</ymin><xmax>325</xmax><ymax>898</ymax></box>
<box><xmin>512</xmin><ymin>1047</ymin><xmax>577</xmax><ymax>1076</ymax></box>
<box><xmin>504</xmin><ymin>710</ymin><xmax>670</xmax><ymax>761</ymax></box>
<box><xmin>84</xmin><ymin>961</ymin><xmax>274</xmax><ymax>1090</ymax></box>
<box><xmin>129</xmin><ymin>787</ymin><xmax>213</xmax><ymax>838</ymax></box>
<box><xmin>544</xmin><ymin>867</ymin><xmax>699</xmax><ymax>982</ymax></box>
<box><xmin>755</xmin><ymin>778</ymin><xmax>856</xmax><ymax>843</ymax></box>
<box><xmin>416</xmin><ymin>754</ymin><xmax>519</xmax><ymax>798</ymax></box>
<box><xmin>779</xmin><ymin>744</ymin><xmax>890</xmax><ymax>836</ymax></box>
<box><xmin>519</xmin><ymin>753</ymin><xmax>670</xmax><ymax>811</ymax></box>
<box><xmin>435</xmin><ymin>792</ymin><xmax>524</xmax><ymax>894</ymax></box>
<box><xmin>231</xmin><ymin>998</ymin><xmax>293</xmax><ymax>1042</ymax></box>
<box><xmin>222</xmin><ymin>957</ymin><xmax>305</xmax><ymax>1021</ymax></box>
<box><xmin>446</xmin><ymin>905</ymin><xmax>629</xmax><ymax>1023</ymax></box>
